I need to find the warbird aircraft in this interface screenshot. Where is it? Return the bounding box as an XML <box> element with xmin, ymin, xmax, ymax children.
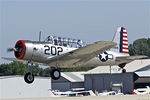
<box><xmin>3</xmin><ymin>27</ymin><xmax>146</xmax><ymax>84</ymax></box>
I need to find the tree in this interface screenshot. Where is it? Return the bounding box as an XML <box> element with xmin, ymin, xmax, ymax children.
<box><xmin>0</xmin><ymin>62</ymin><xmax>44</xmax><ymax>76</ymax></box>
<box><xmin>129</xmin><ymin>38</ymin><xmax>150</xmax><ymax>58</ymax></box>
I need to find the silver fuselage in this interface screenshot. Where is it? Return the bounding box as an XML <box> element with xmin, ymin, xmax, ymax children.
<box><xmin>15</xmin><ymin>40</ymin><xmax>128</xmax><ymax>68</ymax></box>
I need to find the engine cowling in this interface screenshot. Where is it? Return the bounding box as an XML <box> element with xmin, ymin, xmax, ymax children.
<box><xmin>14</xmin><ymin>40</ymin><xmax>26</xmax><ymax>59</ymax></box>
<box><xmin>14</xmin><ymin>40</ymin><xmax>47</xmax><ymax>63</ymax></box>
<box><xmin>14</xmin><ymin>40</ymin><xmax>35</xmax><ymax>61</ymax></box>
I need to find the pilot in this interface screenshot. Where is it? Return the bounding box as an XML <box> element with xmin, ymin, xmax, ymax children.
<box><xmin>77</xmin><ymin>39</ymin><xmax>83</xmax><ymax>48</ymax></box>
<box><xmin>48</xmin><ymin>36</ymin><xmax>54</xmax><ymax>44</ymax></box>
<box><xmin>53</xmin><ymin>36</ymin><xmax>58</xmax><ymax>45</ymax></box>
<box><xmin>58</xmin><ymin>37</ymin><xmax>62</xmax><ymax>46</ymax></box>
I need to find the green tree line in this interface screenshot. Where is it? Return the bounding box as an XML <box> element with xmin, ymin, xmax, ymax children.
<box><xmin>0</xmin><ymin>38</ymin><xmax>150</xmax><ymax>76</ymax></box>
<box><xmin>129</xmin><ymin>38</ymin><xmax>150</xmax><ymax>57</ymax></box>
<box><xmin>0</xmin><ymin>62</ymin><xmax>93</xmax><ymax>77</ymax></box>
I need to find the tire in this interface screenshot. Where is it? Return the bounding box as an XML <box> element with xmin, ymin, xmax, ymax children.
<box><xmin>24</xmin><ymin>72</ymin><xmax>34</xmax><ymax>84</ymax></box>
<box><xmin>122</xmin><ymin>69</ymin><xmax>126</xmax><ymax>73</ymax></box>
<box><xmin>51</xmin><ymin>69</ymin><xmax>61</xmax><ymax>80</ymax></box>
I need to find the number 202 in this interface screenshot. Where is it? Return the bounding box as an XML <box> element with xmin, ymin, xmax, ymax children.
<box><xmin>44</xmin><ymin>45</ymin><xmax>63</xmax><ymax>56</ymax></box>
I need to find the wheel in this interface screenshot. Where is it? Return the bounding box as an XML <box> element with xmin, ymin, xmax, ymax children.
<box><xmin>122</xmin><ymin>69</ymin><xmax>126</xmax><ymax>73</ymax></box>
<box><xmin>51</xmin><ymin>68</ymin><xmax>61</xmax><ymax>80</ymax></box>
<box><xmin>24</xmin><ymin>72</ymin><xmax>34</xmax><ymax>84</ymax></box>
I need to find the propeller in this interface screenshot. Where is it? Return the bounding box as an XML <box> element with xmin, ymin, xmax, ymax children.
<box><xmin>7</xmin><ymin>48</ymin><xmax>17</xmax><ymax>52</ymax></box>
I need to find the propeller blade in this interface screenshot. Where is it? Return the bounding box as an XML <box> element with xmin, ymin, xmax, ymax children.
<box><xmin>7</xmin><ymin>48</ymin><xmax>17</xmax><ymax>52</ymax></box>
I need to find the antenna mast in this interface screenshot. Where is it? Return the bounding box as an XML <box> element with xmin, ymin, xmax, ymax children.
<box><xmin>39</xmin><ymin>31</ymin><xmax>42</xmax><ymax>41</ymax></box>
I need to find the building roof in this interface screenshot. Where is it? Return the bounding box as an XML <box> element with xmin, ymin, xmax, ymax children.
<box><xmin>61</xmin><ymin>72</ymin><xmax>85</xmax><ymax>82</ymax></box>
<box><xmin>125</xmin><ymin>59</ymin><xmax>150</xmax><ymax>72</ymax></box>
<box><xmin>135</xmin><ymin>71</ymin><xmax>150</xmax><ymax>77</ymax></box>
<box><xmin>86</xmin><ymin>59</ymin><xmax>150</xmax><ymax>74</ymax></box>
<box><xmin>135</xmin><ymin>71</ymin><xmax>150</xmax><ymax>83</ymax></box>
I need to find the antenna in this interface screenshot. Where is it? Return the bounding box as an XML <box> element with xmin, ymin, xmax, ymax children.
<box><xmin>39</xmin><ymin>31</ymin><xmax>42</xmax><ymax>41</ymax></box>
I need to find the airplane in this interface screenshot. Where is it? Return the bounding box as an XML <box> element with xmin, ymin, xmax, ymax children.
<box><xmin>2</xmin><ymin>27</ymin><xmax>146</xmax><ymax>84</ymax></box>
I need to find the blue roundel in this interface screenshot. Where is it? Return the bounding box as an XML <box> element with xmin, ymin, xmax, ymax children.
<box><xmin>99</xmin><ymin>51</ymin><xmax>108</xmax><ymax>62</ymax></box>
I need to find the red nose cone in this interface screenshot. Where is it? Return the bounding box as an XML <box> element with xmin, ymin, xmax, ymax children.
<box><xmin>14</xmin><ymin>40</ymin><xmax>26</xmax><ymax>59</ymax></box>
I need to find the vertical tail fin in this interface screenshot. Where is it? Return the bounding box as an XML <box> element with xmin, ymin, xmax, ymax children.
<box><xmin>112</xmin><ymin>27</ymin><xmax>129</xmax><ymax>55</ymax></box>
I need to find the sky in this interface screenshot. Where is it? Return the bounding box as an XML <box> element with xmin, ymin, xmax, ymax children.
<box><xmin>0</xmin><ymin>0</ymin><xmax>150</xmax><ymax>64</ymax></box>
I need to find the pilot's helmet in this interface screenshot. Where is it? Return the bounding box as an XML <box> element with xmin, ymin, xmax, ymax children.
<box><xmin>78</xmin><ymin>39</ymin><xmax>83</xmax><ymax>44</ymax></box>
<box><xmin>58</xmin><ymin>37</ymin><xmax>61</xmax><ymax>41</ymax></box>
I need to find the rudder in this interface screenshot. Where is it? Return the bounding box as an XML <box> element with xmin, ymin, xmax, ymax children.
<box><xmin>112</xmin><ymin>27</ymin><xmax>129</xmax><ymax>55</ymax></box>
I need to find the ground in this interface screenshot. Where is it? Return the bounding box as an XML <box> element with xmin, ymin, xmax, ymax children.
<box><xmin>1</xmin><ymin>95</ymin><xmax>150</xmax><ymax>100</ymax></box>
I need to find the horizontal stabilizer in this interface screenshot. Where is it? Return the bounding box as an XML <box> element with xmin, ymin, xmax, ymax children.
<box><xmin>116</xmin><ymin>55</ymin><xmax>148</xmax><ymax>64</ymax></box>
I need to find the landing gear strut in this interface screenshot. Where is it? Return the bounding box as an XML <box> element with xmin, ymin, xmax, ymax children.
<box><xmin>24</xmin><ymin>61</ymin><xmax>34</xmax><ymax>84</ymax></box>
<box><xmin>119</xmin><ymin>63</ymin><xmax>127</xmax><ymax>73</ymax></box>
<box><xmin>50</xmin><ymin>68</ymin><xmax>61</xmax><ymax>80</ymax></box>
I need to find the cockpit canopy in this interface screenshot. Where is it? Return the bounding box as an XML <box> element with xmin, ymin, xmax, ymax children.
<box><xmin>44</xmin><ymin>35</ymin><xmax>86</xmax><ymax>48</ymax></box>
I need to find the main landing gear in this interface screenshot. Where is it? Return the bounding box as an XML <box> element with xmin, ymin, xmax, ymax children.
<box><xmin>24</xmin><ymin>72</ymin><xmax>34</xmax><ymax>84</ymax></box>
<box><xmin>24</xmin><ymin>61</ymin><xmax>61</xmax><ymax>84</ymax></box>
<box><xmin>50</xmin><ymin>68</ymin><xmax>61</xmax><ymax>80</ymax></box>
<box><xmin>24</xmin><ymin>62</ymin><xmax>34</xmax><ymax>84</ymax></box>
<box><xmin>50</xmin><ymin>61</ymin><xmax>61</xmax><ymax>80</ymax></box>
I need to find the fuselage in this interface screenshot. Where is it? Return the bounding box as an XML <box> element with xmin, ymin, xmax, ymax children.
<box><xmin>14</xmin><ymin>40</ymin><xmax>128</xmax><ymax>68</ymax></box>
<box><xmin>8</xmin><ymin>27</ymin><xmax>131</xmax><ymax>83</ymax></box>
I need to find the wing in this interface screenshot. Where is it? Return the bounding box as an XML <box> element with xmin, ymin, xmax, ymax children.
<box><xmin>44</xmin><ymin>41</ymin><xmax>116</xmax><ymax>67</ymax></box>
<box><xmin>116</xmin><ymin>55</ymin><xmax>148</xmax><ymax>64</ymax></box>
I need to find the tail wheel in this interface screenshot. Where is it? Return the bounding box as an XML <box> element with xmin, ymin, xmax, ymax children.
<box><xmin>122</xmin><ymin>69</ymin><xmax>126</xmax><ymax>73</ymax></box>
<box><xmin>24</xmin><ymin>72</ymin><xmax>34</xmax><ymax>84</ymax></box>
<box><xmin>51</xmin><ymin>68</ymin><xmax>61</xmax><ymax>80</ymax></box>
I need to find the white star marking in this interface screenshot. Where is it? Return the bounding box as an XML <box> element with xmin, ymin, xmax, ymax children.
<box><xmin>101</xmin><ymin>53</ymin><xmax>107</xmax><ymax>60</ymax></box>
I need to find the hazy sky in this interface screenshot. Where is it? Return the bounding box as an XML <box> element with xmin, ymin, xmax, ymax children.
<box><xmin>0</xmin><ymin>0</ymin><xmax>150</xmax><ymax>64</ymax></box>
